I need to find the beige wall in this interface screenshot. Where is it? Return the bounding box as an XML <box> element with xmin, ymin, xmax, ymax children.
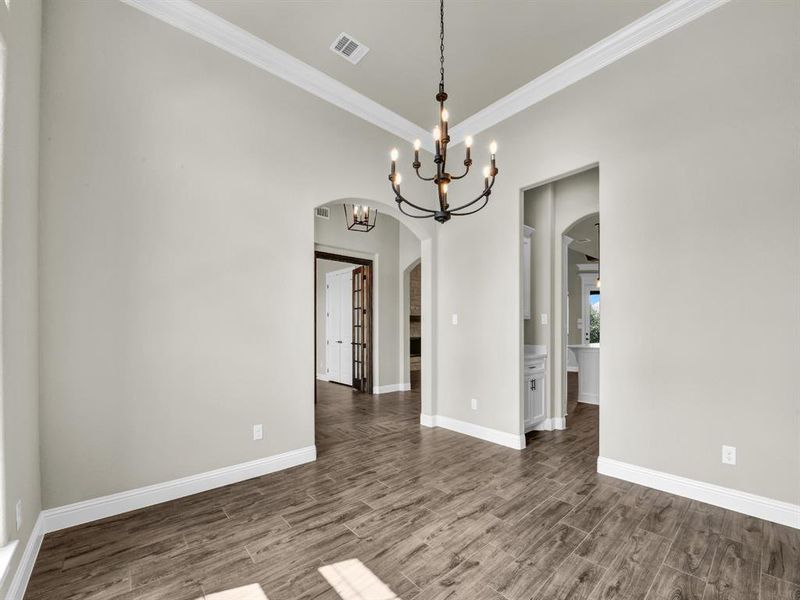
<box><xmin>38</xmin><ymin>0</ymin><xmax>432</xmax><ymax>508</ymax></box>
<box><xmin>0</xmin><ymin>0</ymin><xmax>42</xmax><ymax>590</ymax></box>
<box><xmin>435</xmin><ymin>1</ymin><xmax>799</xmax><ymax>504</ymax></box>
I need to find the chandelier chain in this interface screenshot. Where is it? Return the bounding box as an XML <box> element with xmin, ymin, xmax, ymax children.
<box><xmin>439</xmin><ymin>0</ymin><xmax>445</xmax><ymax>88</ymax></box>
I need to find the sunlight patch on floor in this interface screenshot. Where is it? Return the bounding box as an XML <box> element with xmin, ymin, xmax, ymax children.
<box><xmin>319</xmin><ymin>559</ymin><xmax>400</xmax><ymax>600</ymax></box>
<box><xmin>203</xmin><ymin>584</ymin><xmax>269</xmax><ymax>600</ymax></box>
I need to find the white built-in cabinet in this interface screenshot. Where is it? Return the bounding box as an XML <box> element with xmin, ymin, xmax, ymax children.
<box><xmin>524</xmin><ymin>356</ymin><xmax>546</xmax><ymax>431</ymax></box>
<box><xmin>522</xmin><ymin>225</ymin><xmax>534</xmax><ymax>320</ymax></box>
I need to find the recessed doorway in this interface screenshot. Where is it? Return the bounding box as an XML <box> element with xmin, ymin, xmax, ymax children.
<box><xmin>315</xmin><ymin>251</ymin><xmax>374</xmax><ymax>396</ymax></box>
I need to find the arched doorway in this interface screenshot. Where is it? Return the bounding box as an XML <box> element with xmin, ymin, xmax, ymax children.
<box><xmin>312</xmin><ymin>198</ymin><xmax>434</xmax><ymax>421</ymax></box>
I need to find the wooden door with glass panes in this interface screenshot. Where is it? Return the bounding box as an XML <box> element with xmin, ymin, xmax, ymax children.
<box><xmin>351</xmin><ymin>265</ymin><xmax>372</xmax><ymax>392</ymax></box>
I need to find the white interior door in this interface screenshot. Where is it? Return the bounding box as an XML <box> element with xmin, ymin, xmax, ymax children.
<box><xmin>325</xmin><ymin>268</ymin><xmax>354</xmax><ymax>385</ymax></box>
<box><xmin>325</xmin><ymin>271</ymin><xmax>341</xmax><ymax>383</ymax></box>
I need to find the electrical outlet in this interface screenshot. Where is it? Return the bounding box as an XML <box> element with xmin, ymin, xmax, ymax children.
<box><xmin>540</xmin><ymin>313</ymin><xmax>548</xmax><ymax>325</ymax></box>
<box><xmin>471</xmin><ymin>398</ymin><xmax>477</xmax><ymax>410</ymax></box>
<box><xmin>451</xmin><ymin>313</ymin><xmax>458</xmax><ymax>325</ymax></box>
<box><xmin>253</xmin><ymin>424</ymin><xmax>263</xmax><ymax>441</ymax></box>
<box><xmin>15</xmin><ymin>499</ymin><xmax>22</xmax><ymax>531</ymax></box>
<box><xmin>722</xmin><ymin>445</ymin><xmax>736</xmax><ymax>465</ymax></box>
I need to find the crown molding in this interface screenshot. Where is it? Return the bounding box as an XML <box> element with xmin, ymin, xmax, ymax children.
<box><xmin>119</xmin><ymin>0</ymin><xmax>434</xmax><ymax>151</ymax></box>
<box><xmin>448</xmin><ymin>0</ymin><xmax>730</xmax><ymax>145</ymax></box>
<box><xmin>120</xmin><ymin>0</ymin><xmax>728</xmax><ymax>151</ymax></box>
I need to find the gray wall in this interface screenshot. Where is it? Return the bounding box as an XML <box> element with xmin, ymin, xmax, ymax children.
<box><xmin>0</xmin><ymin>0</ymin><xmax>42</xmax><ymax>590</ymax></box>
<box><xmin>37</xmin><ymin>0</ymin><xmax>432</xmax><ymax>508</ymax></box>
<box><xmin>435</xmin><ymin>2</ymin><xmax>799</xmax><ymax>504</ymax></box>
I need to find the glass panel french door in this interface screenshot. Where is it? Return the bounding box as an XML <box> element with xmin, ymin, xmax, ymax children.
<box><xmin>351</xmin><ymin>265</ymin><xmax>372</xmax><ymax>392</ymax></box>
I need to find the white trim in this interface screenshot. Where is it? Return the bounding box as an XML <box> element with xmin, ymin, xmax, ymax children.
<box><xmin>372</xmin><ymin>383</ymin><xmax>411</xmax><ymax>394</ymax></box>
<box><xmin>419</xmin><ymin>415</ymin><xmax>525</xmax><ymax>450</ymax></box>
<box><xmin>119</xmin><ymin>0</ymin><xmax>728</xmax><ymax>150</ymax></box>
<box><xmin>316</xmin><ymin>373</ymin><xmax>329</xmax><ymax>382</ymax></box>
<box><xmin>41</xmin><ymin>446</ymin><xmax>316</xmax><ymax>533</ymax></box>
<box><xmin>567</xmin><ymin>366</ymin><xmax>579</xmax><ymax>373</ymax></box>
<box><xmin>0</xmin><ymin>540</ymin><xmax>18</xmax><ymax>590</ymax></box>
<box><xmin>532</xmin><ymin>417</ymin><xmax>567</xmax><ymax>431</ymax></box>
<box><xmin>119</xmin><ymin>0</ymin><xmax>433</xmax><ymax>151</ymax></box>
<box><xmin>419</xmin><ymin>414</ymin><xmax>435</xmax><ymax>428</ymax></box>
<box><xmin>597</xmin><ymin>457</ymin><xmax>800</xmax><ymax>530</ymax></box>
<box><xmin>449</xmin><ymin>0</ymin><xmax>730</xmax><ymax>145</ymax></box>
<box><xmin>4</xmin><ymin>514</ymin><xmax>44</xmax><ymax>600</ymax></box>
<box><xmin>578</xmin><ymin>392</ymin><xmax>599</xmax><ymax>405</ymax></box>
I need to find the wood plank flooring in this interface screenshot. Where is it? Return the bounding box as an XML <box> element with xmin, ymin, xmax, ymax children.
<box><xmin>25</xmin><ymin>373</ymin><xmax>800</xmax><ymax>599</ymax></box>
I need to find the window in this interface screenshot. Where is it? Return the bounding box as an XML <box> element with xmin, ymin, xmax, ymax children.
<box><xmin>589</xmin><ymin>290</ymin><xmax>600</xmax><ymax>343</ymax></box>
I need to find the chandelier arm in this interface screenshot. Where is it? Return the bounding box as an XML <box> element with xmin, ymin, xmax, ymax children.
<box><xmin>414</xmin><ymin>166</ymin><xmax>437</xmax><ymax>182</ymax></box>
<box><xmin>391</xmin><ymin>181</ymin><xmax>438</xmax><ymax>214</ymax></box>
<box><xmin>443</xmin><ymin>176</ymin><xmax>496</xmax><ymax>214</ymax></box>
<box><xmin>397</xmin><ymin>201</ymin><xmax>437</xmax><ymax>219</ymax></box>
<box><xmin>449</xmin><ymin>163</ymin><xmax>472</xmax><ymax>180</ymax></box>
<box><xmin>449</xmin><ymin>196</ymin><xmax>489</xmax><ymax>216</ymax></box>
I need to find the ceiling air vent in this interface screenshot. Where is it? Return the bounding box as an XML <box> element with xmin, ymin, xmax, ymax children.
<box><xmin>330</xmin><ymin>32</ymin><xmax>369</xmax><ymax>64</ymax></box>
<box><xmin>315</xmin><ymin>206</ymin><xmax>331</xmax><ymax>220</ymax></box>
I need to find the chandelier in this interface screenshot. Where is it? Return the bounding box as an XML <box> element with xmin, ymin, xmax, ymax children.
<box><xmin>388</xmin><ymin>0</ymin><xmax>498</xmax><ymax>224</ymax></box>
<box><xmin>344</xmin><ymin>203</ymin><xmax>378</xmax><ymax>232</ymax></box>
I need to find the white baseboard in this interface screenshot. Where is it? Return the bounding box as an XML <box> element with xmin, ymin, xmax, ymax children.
<box><xmin>419</xmin><ymin>414</ymin><xmax>524</xmax><ymax>450</ymax></box>
<box><xmin>531</xmin><ymin>417</ymin><xmax>567</xmax><ymax>431</ymax></box>
<box><xmin>5</xmin><ymin>513</ymin><xmax>45</xmax><ymax>600</ymax></box>
<box><xmin>597</xmin><ymin>457</ymin><xmax>800</xmax><ymax>530</ymax></box>
<box><xmin>578</xmin><ymin>393</ymin><xmax>598</xmax><ymax>405</ymax></box>
<box><xmin>567</xmin><ymin>366</ymin><xmax>579</xmax><ymax>373</ymax></box>
<box><xmin>419</xmin><ymin>413</ymin><xmax>435</xmax><ymax>428</ymax></box>
<box><xmin>315</xmin><ymin>373</ymin><xmax>329</xmax><ymax>382</ymax></box>
<box><xmin>42</xmin><ymin>445</ymin><xmax>317</xmax><ymax>533</ymax></box>
<box><xmin>372</xmin><ymin>383</ymin><xmax>411</xmax><ymax>394</ymax></box>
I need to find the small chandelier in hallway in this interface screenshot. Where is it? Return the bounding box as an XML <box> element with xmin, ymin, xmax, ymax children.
<box><xmin>388</xmin><ymin>0</ymin><xmax>498</xmax><ymax>224</ymax></box>
<box><xmin>344</xmin><ymin>203</ymin><xmax>377</xmax><ymax>232</ymax></box>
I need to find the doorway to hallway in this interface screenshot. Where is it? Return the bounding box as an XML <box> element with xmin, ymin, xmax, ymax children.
<box><xmin>315</xmin><ymin>251</ymin><xmax>373</xmax><ymax>395</ymax></box>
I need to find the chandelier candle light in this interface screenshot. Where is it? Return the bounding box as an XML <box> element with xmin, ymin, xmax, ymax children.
<box><xmin>388</xmin><ymin>0</ymin><xmax>498</xmax><ymax>224</ymax></box>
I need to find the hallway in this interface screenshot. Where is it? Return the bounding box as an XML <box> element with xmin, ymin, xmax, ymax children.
<box><xmin>23</xmin><ymin>381</ymin><xmax>799</xmax><ymax>599</ymax></box>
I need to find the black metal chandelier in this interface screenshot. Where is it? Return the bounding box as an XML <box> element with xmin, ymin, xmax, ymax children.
<box><xmin>343</xmin><ymin>203</ymin><xmax>378</xmax><ymax>232</ymax></box>
<box><xmin>388</xmin><ymin>0</ymin><xmax>498</xmax><ymax>224</ymax></box>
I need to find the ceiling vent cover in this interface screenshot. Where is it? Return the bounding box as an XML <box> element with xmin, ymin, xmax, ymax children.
<box><xmin>315</xmin><ymin>206</ymin><xmax>331</xmax><ymax>219</ymax></box>
<box><xmin>330</xmin><ymin>32</ymin><xmax>369</xmax><ymax>64</ymax></box>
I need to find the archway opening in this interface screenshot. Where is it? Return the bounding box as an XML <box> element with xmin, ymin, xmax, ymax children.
<box><xmin>311</xmin><ymin>197</ymin><xmax>433</xmax><ymax>451</ymax></box>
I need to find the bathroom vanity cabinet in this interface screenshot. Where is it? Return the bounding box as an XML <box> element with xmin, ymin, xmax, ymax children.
<box><xmin>524</xmin><ymin>349</ymin><xmax>546</xmax><ymax>431</ymax></box>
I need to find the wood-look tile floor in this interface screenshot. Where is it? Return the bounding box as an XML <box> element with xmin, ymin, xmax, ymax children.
<box><xmin>26</xmin><ymin>373</ymin><xmax>800</xmax><ymax>600</ymax></box>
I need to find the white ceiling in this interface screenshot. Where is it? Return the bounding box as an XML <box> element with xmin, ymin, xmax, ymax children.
<box><xmin>192</xmin><ymin>0</ymin><xmax>665</xmax><ymax>130</ymax></box>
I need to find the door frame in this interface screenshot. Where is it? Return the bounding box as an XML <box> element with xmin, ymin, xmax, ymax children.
<box><xmin>314</xmin><ymin>250</ymin><xmax>374</xmax><ymax>401</ymax></box>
